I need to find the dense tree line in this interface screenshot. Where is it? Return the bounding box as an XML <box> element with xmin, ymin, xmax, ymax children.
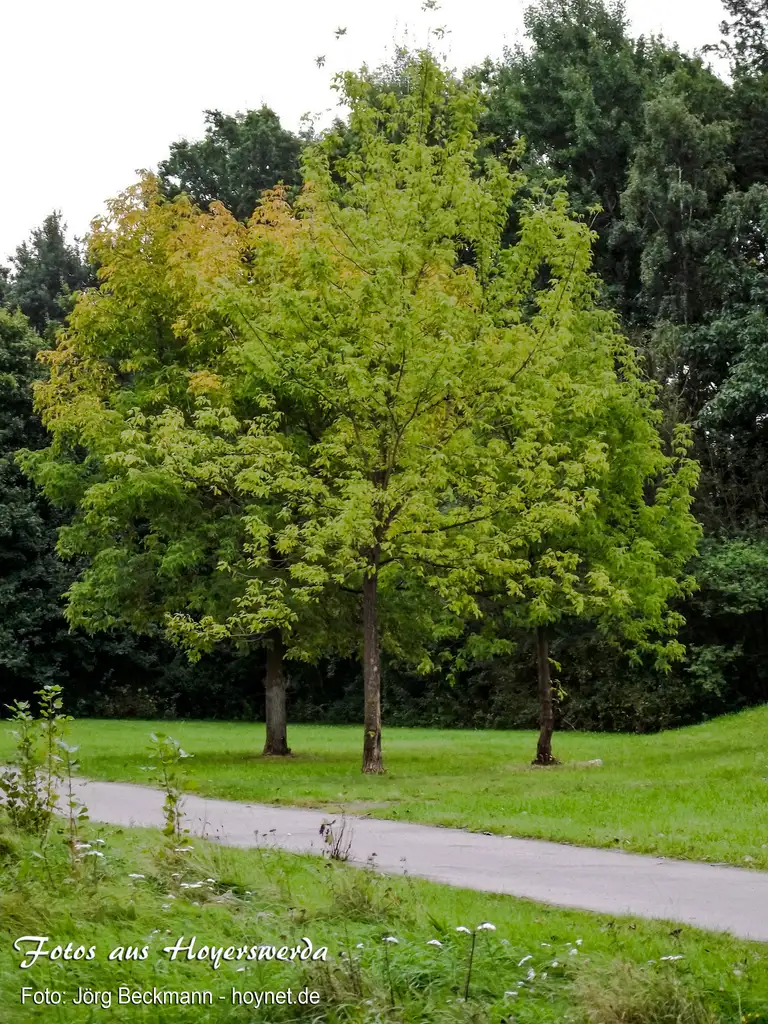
<box><xmin>2</xmin><ymin>0</ymin><xmax>768</xmax><ymax>751</ymax></box>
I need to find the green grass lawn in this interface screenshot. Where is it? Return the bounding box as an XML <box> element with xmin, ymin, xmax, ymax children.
<box><xmin>1</xmin><ymin>816</ymin><xmax>766</xmax><ymax>1022</ymax></box>
<box><xmin>3</xmin><ymin>705</ymin><xmax>767</xmax><ymax>869</ymax></box>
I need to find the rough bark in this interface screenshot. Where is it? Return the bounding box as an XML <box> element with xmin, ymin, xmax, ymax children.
<box><xmin>533</xmin><ymin>625</ymin><xmax>559</xmax><ymax>766</ymax></box>
<box><xmin>361</xmin><ymin>563</ymin><xmax>384</xmax><ymax>774</ymax></box>
<box><xmin>263</xmin><ymin>632</ymin><xmax>291</xmax><ymax>756</ymax></box>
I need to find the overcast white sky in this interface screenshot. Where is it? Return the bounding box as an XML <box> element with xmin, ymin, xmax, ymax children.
<box><xmin>1</xmin><ymin>0</ymin><xmax>727</xmax><ymax>261</ymax></box>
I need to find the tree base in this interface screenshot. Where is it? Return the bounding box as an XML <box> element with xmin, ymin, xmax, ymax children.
<box><xmin>362</xmin><ymin>759</ymin><xmax>385</xmax><ymax>775</ymax></box>
<box><xmin>262</xmin><ymin>745</ymin><xmax>293</xmax><ymax>757</ymax></box>
<box><xmin>531</xmin><ymin>754</ymin><xmax>562</xmax><ymax>767</ymax></box>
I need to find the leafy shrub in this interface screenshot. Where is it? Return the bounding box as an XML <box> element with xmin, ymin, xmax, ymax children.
<box><xmin>0</xmin><ymin>685</ymin><xmax>69</xmax><ymax>836</ymax></box>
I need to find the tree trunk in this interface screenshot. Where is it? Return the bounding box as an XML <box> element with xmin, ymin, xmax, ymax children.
<box><xmin>361</xmin><ymin>565</ymin><xmax>384</xmax><ymax>774</ymax></box>
<box><xmin>263</xmin><ymin>632</ymin><xmax>291</xmax><ymax>756</ymax></box>
<box><xmin>533</xmin><ymin>625</ymin><xmax>559</xmax><ymax>766</ymax></box>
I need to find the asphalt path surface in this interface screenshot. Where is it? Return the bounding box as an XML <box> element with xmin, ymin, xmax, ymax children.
<box><xmin>62</xmin><ymin>777</ymin><xmax>768</xmax><ymax>942</ymax></box>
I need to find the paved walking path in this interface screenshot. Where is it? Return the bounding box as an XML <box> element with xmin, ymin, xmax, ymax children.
<box><xmin>64</xmin><ymin>777</ymin><xmax>768</xmax><ymax>943</ymax></box>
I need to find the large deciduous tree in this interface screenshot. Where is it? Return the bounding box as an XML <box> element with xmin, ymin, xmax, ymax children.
<box><xmin>480</xmin><ymin>0</ymin><xmax>644</xmax><ymax>216</ymax></box>
<box><xmin>158</xmin><ymin>107</ymin><xmax>303</xmax><ymax>222</ymax></box>
<box><xmin>18</xmin><ymin>182</ymin><xmax>330</xmax><ymax>755</ymax></box>
<box><xmin>206</xmin><ymin>59</ymin><xmax>530</xmax><ymax>773</ymax></box>
<box><xmin>1</xmin><ymin>222</ymin><xmax>198</xmax><ymax>712</ymax></box>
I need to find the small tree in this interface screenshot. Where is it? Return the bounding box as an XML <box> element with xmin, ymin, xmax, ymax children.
<box><xmin>19</xmin><ymin>182</ymin><xmax>338</xmax><ymax>756</ymax></box>
<box><xmin>461</xmin><ymin>207</ymin><xmax>701</xmax><ymax>763</ymax></box>
<box><xmin>498</xmin><ymin>418</ymin><xmax>701</xmax><ymax>767</ymax></box>
<box><xmin>213</xmin><ymin>54</ymin><xmax>650</xmax><ymax>772</ymax></box>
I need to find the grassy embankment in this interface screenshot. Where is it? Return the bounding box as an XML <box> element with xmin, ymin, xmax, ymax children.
<box><xmin>1</xmin><ymin>816</ymin><xmax>766</xmax><ymax>1023</ymax></box>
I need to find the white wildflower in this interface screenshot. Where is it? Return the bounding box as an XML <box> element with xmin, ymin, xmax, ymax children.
<box><xmin>526</xmin><ymin>968</ymin><xmax>536</xmax><ymax>981</ymax></box>
<box><xmin>383</xmin><ymin>936</ymin><xmax>398</xmax><ymax>944</ymax></box>
<box><xmin>83</xmin><ymin>850</ymin><xmax>104</xmax><ymax>857</ymax></box>
<box><xmin>518</xmin><ymin>954</ymin><xmax>532</xmax><ymax>966</ymax></box>
<box><xmin>456</xmin><ymin>926</ymin><xmax>472</xmax><ymax>935</ymax></box>
<box><xmin>660</xmin><ymin>955</ymin><xmax>684</xmax><ymax>962</ymax></box>
<box><xmin>551</xmin><ymin>960</ymin><xmax>560</xmax><ymax>968</ymax></box>
<box><xmin>128</xmin><ymin>873</ymin><xmax>145</xmax><ymax>879</ymax></box>
<box><xmin>568</xmin><ymin>948</ymin><xmax>578</xmax><ymax>956</ymax></box>
<box><xmin>477</xmin><ymin>922</ymin><xmax>496</xmax><ymax>932</ymax></box>
<box><xmin>504</xmin><ymin>991</ymin><xmax>518</xmax><ymax>999</ymax></box>
<box><xmin>427</xmin><ymin>939</ymin><xmax>442</xmax><ymax>947</ymax></box>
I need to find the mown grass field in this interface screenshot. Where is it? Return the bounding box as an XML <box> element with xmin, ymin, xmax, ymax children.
<box><xmin>3</xmin><ymin>705</ymin><xmax>766</xmax><ymax>868</ymax></box>
<box><xmin>0</xmin><ymin>817</ymin><xmax>766</xmax><ymax>1023</ymax></box>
